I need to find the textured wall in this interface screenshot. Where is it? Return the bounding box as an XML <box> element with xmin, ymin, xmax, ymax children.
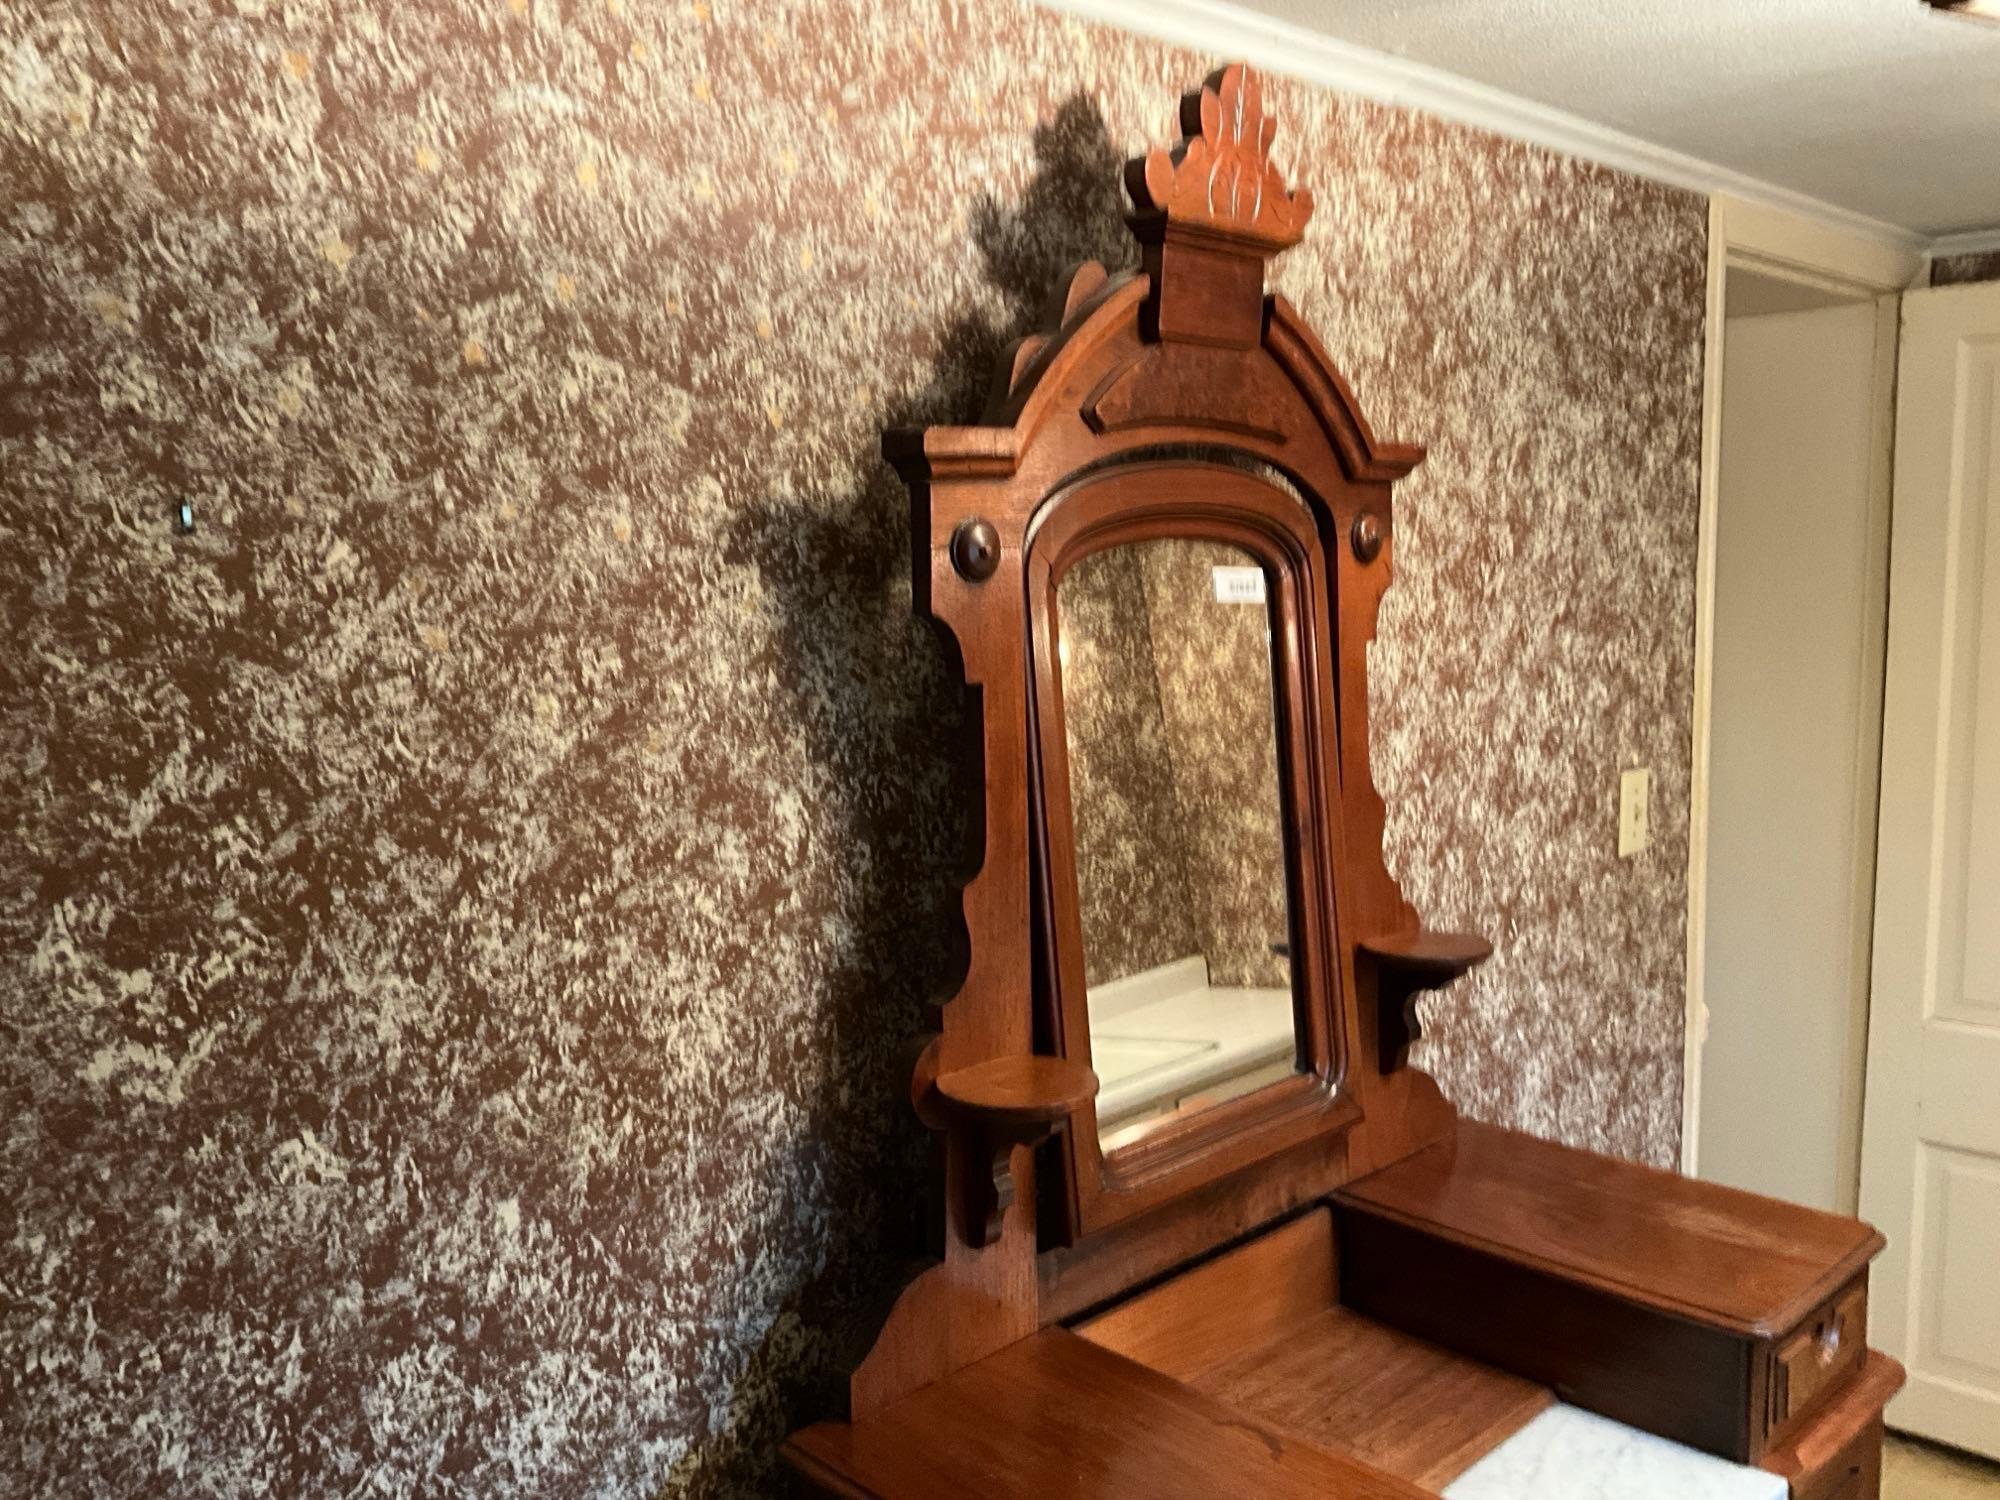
<box><xmin>1059</xmin><ymin>543</ymin><xmax>1205</xmax><ymax>988</ymax></box>
<box><xmin>1933</xmin><ymin>249</ymin><xmax>2000</xmax><ymax>287</ymax></box>
<box><xmin>0</xmin><ymin>0</ymin><xmax>1706</xmax><ymax>1494</ymax></box>
<box><xmin>1061</xmin><ymin>538</ymin><xmax>1291</xmax><ymax>992</ymax></box>
<box><xmin>1137</xmin><ymin>539</ymin><xmax>1291</xmax><ymax>992</ymax></box>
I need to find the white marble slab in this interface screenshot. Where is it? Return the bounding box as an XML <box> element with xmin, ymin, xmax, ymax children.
<box><xmin>1443</xmin><ymin>1404</ymin><xmax>1789</xmax><ymax>1500</ymax></box>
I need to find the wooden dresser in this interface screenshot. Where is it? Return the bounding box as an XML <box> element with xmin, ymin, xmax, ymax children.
<box><xmin>1334</xmin><ymin>1123</ymin><xmax>1899</xmax><ymax>1497</ymax></box>
<box><xmin>782</xmin><ymin>60</ymin><xmax>1904</xmax><ymax>1499</ymax></box>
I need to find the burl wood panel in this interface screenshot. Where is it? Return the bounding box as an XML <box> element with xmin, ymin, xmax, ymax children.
<box><xmin>1080</xmin><ymin>1208</ymin><xmax>1552</xmax><ymax>1490</ymax></box>
<box><xmin>1</xmin><ymin>2</ymin><xmax>1703</xmax><ymax>1496</ymax></box>
<box><xmin>785</xmin><ymin>1328</ymin><xmax>1433</xmax><ymax>1500</ymax></box>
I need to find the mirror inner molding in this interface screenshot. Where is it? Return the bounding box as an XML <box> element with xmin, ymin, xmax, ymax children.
<box><xmin>1028</xmin><ymin>462</ymin><xmax>1358</xmax><ymax>1233</ymax></box>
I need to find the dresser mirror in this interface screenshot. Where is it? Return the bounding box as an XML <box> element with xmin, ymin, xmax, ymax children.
<box><xmin>1027</xmin><ymin>462</ymin><xmax>1356</xmax><ymax>1235</ymax></box>
<box><xmin>1055</xmin><ymin>534</ymin><xmax>1301</xmax><ymax>1151</ymax></box>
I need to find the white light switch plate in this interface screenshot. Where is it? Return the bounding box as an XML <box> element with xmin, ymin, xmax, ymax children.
<box><xmin>1618</xmin><ymin>767</ymin><xmax>1651</xmax><ymax>858</ymax></box>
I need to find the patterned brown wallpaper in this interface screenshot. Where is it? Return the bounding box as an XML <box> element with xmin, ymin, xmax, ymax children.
<box><xmin>0</xmin><ymin>0</ymin><xmax>1705</xmax><ymax>1494</ymax></box>
<box><xmin>1060</xmin><ymin>538</ymin><xmax>1292</xmax><ymax>993</ymax></box>
<box><xmin>1933</xmin><ymin>249</ymin><xmax>2000</xmax><ymax>287</ymax></box>
<box><xmin>1132</xmin><ymin>539</ymin><xmax>1291</xmax><ymax>992</ymax></box>
<box><xmin>1060</xmin><ymin>544</ymin><xmax>1207</xmax><ymax>988</ymax></box>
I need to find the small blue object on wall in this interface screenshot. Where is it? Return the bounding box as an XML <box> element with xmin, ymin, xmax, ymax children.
<box><xmin>174</xmin><ymin>499</ymin><xmax>195</xmax><ymax>534</ymax></box>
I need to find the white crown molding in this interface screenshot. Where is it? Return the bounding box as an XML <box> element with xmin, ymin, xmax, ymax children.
<box><xmin>1929</xmin><ymin>226</ymin><xmax>2000</xmax><ymax>258</ymax></box>
<box><xmin>1042</xmin><ymin>0</ymin><xmax>1959</xmax><ymax>256</ymax></box>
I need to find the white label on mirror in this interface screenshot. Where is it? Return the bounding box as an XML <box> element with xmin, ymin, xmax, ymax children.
<box><xmin>1211</xmin><ymin>565</ymin><xmax>1266</xmax><ymax>604</ymax></box>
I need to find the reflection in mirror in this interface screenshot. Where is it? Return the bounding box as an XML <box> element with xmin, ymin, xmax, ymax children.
<box><xmin>1058</xmin><ymin>537</ymin><xmax>1300</xmax><ymax>1152</ymax></box>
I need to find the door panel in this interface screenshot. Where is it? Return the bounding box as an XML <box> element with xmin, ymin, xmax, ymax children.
<box><xmin>1961</xmin><ymin>389</ymin><xmax>2000</xmax><ymax>1012</ymax></box>
<box><xmin>1925</xmin><ymin>1147</ymin><xmax>2000</xmax><ymax>1376</ymax></box>
<box><xmin>1860</xmin><ymin>280</ymin><xmax>2000</xmax><ymax>1460</ymax></box>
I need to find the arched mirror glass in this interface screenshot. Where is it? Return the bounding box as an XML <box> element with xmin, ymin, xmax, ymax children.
<box><xmin>1055</xmin><ymin>537</ymin><xmax>1302</xmax><ymax>1151</ymax></box>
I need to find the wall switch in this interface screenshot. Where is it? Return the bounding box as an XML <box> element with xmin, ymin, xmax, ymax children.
<box><xmin>1618</xmin><ymin>767</ymin><xmax>1651</xmax><ymax>858</ymax></box>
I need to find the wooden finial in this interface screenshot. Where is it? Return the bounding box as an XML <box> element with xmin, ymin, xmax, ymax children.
<box><xmin>1124</xmin><ymin>63</ymin><xmax>1314</xmax><ymax>346</ymax></box>
<box><xmin>1126</xmin><ymin>63</ymin><xmax>1315</xmax><ymax>253</ymax></box>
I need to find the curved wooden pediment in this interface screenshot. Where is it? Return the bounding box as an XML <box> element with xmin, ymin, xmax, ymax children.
<box><xmin>889</xmin><ymin>274</ymin><xmax>1422</xmax><ymax>488</ymax></box>
<box><xmin>888</xmin><ymin>65</ymin><xmax>1423</xmax><ymax>488</ymax></box>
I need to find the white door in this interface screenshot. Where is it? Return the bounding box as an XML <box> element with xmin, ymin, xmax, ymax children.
<box><xmin>1860</xmin><ymin>279</ymin><xmax>2000</xmax><ymax>1460</ymax></box>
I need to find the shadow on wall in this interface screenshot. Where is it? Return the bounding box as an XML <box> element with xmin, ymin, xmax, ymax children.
<box><xmin>666</xmin><ymin>96</ymin><xmax>1136</xmax><ymax>1497</ymax></box>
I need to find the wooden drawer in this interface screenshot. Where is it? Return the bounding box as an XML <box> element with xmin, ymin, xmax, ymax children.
<box><xmin>1784</xmin><ymin>1412</ymin><xmax>1886</xmax><ymax>1500</ymax></box>
<box><xmin>1332</xmin><ymin>1123</ymin><xmax>1891</xmax><ymax>1466</ymax></box>
<box><xmin>1768</xmin><ymin>1282</ymin><xmax>1867</xmax><ymax>1442</ymax></box>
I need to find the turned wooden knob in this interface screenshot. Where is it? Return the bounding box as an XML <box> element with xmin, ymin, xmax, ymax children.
<box><xmin>951</xmin><ymin>518</ymin><xmax>1002</xmax><ymax>581</ymax></box>
<box><xmin>1351</xmin><ymin>511</ymin><xmax>1384</xmax><ymax>564</ymax></box>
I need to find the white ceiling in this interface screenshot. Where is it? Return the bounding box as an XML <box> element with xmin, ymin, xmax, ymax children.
<box><xmin>1219</xmin><ymin>0</ymin><xmax>2000</xmax><ymax>237</ymax></box>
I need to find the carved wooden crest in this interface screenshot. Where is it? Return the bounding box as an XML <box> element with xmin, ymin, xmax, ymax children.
<box><xmin>1125</xmin><ymin>64</ymin><xmax>1315</xmax><ymax>251</ymax></box>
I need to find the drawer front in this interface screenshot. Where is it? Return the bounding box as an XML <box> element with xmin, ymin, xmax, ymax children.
<box><xmin>1788</xmin><ymin>1414</ymin><xmax>1885</xmax><ymax>1500</ymax></box>
<box><xmin>1338</xmin><ymin>1207</ymin><xmax>1756</xmax><ymax>1460</ymax></box>
<box><xmin>1770</xmin><ymin>1282</ymin><xmax>1867</xmax><ymax>1437</ymax></box>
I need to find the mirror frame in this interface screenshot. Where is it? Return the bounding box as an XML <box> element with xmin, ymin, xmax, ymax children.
<box><xmin>1027</xmin><ymin>460</ymin><xmax>1361</xmax><ymax>1235</ymax></box>
<box><xmin>856</xmin><ymin>66</ymin><xmax>1484</xmax><ymax>1407</ymax></box>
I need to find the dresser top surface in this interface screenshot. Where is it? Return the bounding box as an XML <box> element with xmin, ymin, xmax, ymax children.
<box><xmin>785</xmin><ymin>1328</ymin><xmax>1430</xmax><ymax>1500</ymax></box>
<box><xmin>1334</xmin><ymin>1120</ymin><xmax>1885</xmax><ymax>1336</ymax></box>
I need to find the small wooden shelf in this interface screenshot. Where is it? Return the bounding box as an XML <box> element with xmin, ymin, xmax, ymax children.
<box><xmin>932</xmin><ymin>1054</ymin><xmax>1099</xmax><ymax>1129</ymax></box>
<box><xmin>929</xmin><ymin>1055</ymin><xmax>1097</xmax><ymax>1246</ymax></box>
<box><xmin>1357</xmin><ymin>930</ymin><xmax>1493</xmax><ymax>976</ymax></box>
<box><xmin>1356</xmin><ymin>931</ymin><xmax>1492</xmax><ymax>1072</ymax></box>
